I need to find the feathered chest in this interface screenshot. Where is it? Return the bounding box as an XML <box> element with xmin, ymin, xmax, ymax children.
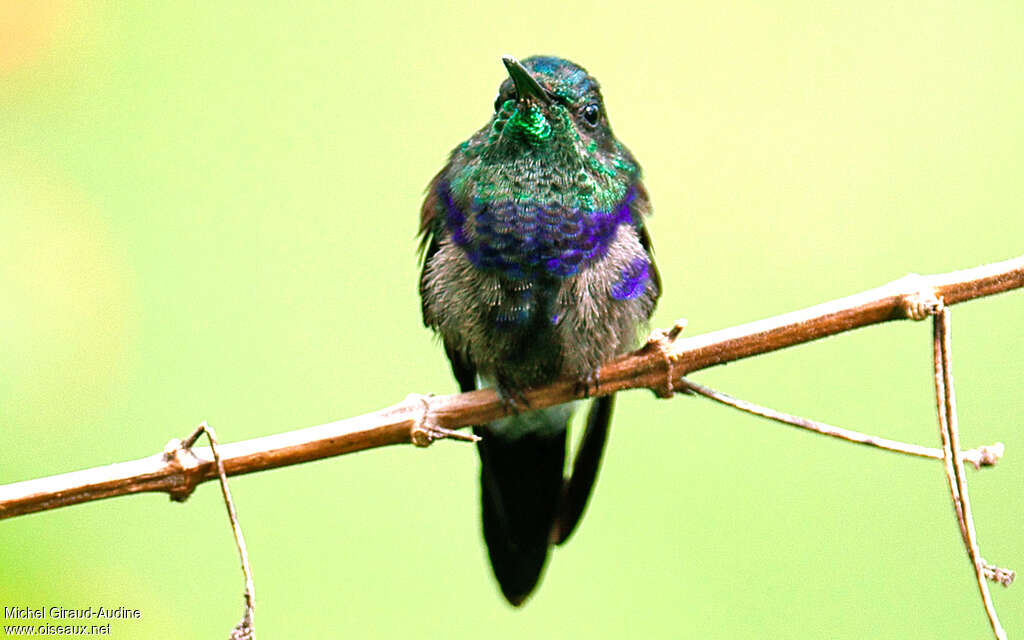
<box><xmin>438</xmin><ymin>180</ymin><xmax>637</xmax><ymax>279</ymax></box>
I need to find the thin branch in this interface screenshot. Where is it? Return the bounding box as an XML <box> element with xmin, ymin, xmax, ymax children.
<box><xmin>0</xmin><ymin>254</ymin><xmax>1021</xmax><ymax>521</ymax></box>
<box><xmin>933</xmin><ymin>309</ymin><xmax>1009</xmax><ymax>640</ymax></box>
<box><xmin>676</xmin><ymin>377</ymin><xmax>1003</xmax><ymax>468</ymax></box>
<box><xmin>171</xmin><ymin>423</ymin><xmax>257</xmax><ymax>640</ymax></box>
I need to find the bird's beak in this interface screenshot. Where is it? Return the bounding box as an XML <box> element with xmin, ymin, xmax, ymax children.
<box><xmin>502</xmin><ymin>56</ymin><xmax>551</xmax><ymax>106</ymax></box>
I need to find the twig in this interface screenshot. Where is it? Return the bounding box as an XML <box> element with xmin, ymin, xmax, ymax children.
<box><xmin>0</xmin><ymin>254</ymin><xmax>1021</xmax><ymax>520</ymax></box>
<box><xmin>676</xmin><ymin>377</ymin><xmax>1003</xmax><ymax>467</ymax></box>
<box><xmin>932</xmin><ymin>309</ymin><xmax>1009</xmax><ymax>640</ymax></box>
<box><xmin>168</xmin><ymin>423</ymin><xmax>256</xmax><ymax>640</ymax></box>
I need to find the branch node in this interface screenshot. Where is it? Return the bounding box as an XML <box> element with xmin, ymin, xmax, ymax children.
<box><xmin>162</xmin><ymin>434</ymin><xmax>204</xmax><ymax>502</ymax></box>
<box><xmin>406</xmin><ymin>394</ymin><xmax>480</xmax><ymax>447</ymax></box>
<box><xmin>982</xmin><ymin>561</ymin><xmax>1016</xmax><ymax>587</ymax></box>
<box><xmin>964</xmin><ymin>442</ymin><xmax>1005</xmax><ymax>469</ymax></box>
<box><xmin>901</xmin><ymin>280</ymin><xmax>944</xmax><ymax>320</ymax></box>
<box><xmin>644</xmin><ymin>319</ymin><xmax>688</xmax><ymax>398</ymax></box>
<box><xmin>666</xmin><ymin>317</ymin><xmax>689</xmax><ymax>340</ymax></box>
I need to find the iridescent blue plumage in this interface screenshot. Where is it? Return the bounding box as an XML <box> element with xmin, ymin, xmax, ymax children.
<box><xmin>611</xmin><ymin>255</ymin><xmax>653</xmax><ymax>301</ymax></box>
<box><xmin>439</xmin><ymin>181</ymin><xmax>643</xmax><ymax>280</ymax></box>
<box><xmin>419</xmin><ymin>55</ymin><xmax>661</xmax><ymax>606</ymax></box>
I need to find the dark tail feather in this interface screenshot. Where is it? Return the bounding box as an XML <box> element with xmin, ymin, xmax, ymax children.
<box><xmin>553</xmin><ymin>394</ymin><xmax>614</xmax><ymax>545</ymax></box>
<box><xmin>475</xmin><ymin>424</ymin><xmax>567</xmax><ymax>606</ymax></box>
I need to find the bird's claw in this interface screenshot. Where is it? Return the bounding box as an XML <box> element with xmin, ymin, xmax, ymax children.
<box><xmin>496</xmin><ymin>385</ymin><xmax>531</xmax><ymax>414</ymax></box>
<box><xmin>574</xmin><ymin>368</ymin><xmax>602</xmax><ymax>398</ymax></box>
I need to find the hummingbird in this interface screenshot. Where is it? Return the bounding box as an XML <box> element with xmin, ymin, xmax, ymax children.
<box><xmin>418</xmin><ymin>55</ymin><xmax>660</xmax><ymax>605</ymax></box>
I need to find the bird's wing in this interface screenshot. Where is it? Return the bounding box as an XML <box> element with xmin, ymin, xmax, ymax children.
<box><xmin>418</xmin><ymin>170</ymin><xmax>446</xmax><ymax>329</ymax></box>
<box><xmin>419</xmin><ymin>169</ymin><xmax>479</xmax><ymax>392</ymax></box>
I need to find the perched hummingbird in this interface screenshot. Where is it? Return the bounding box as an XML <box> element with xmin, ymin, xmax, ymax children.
<box><xmin>418</xmin><ymin>55</ymin><xmax>660</xmax><ymax>605</ymax></box>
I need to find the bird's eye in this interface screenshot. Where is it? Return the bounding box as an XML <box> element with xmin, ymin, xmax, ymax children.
<box><xmin>581</xmin><ymin>104</ymin><xmax>600</xmax><ymax>127</ymax></box>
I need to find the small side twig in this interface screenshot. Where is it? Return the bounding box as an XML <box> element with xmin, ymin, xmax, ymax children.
<box><xmin>171</xmin><ymin>423</ymin><xmax>256</xmax><ymax>640</ymax></box>
<box><xmin>675</xmin><ymin>378</ymin><xmax>1002</xmax><ymax>468</ymax></box>
<box><xmin>407</xmin><ymin>394</ymin><xmax>481</xmax><ymax>446</ymax></box>
<box><xmin>932</xmin><ymin>308</ymin><xmax>1011</xmax><ymax>640</ymax></box>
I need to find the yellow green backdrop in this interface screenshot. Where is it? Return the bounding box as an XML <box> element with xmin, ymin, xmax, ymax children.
<box><xmin>2</xmin><ymin>1</ymin><xmax>1022</xmax><ymax>637</ymax></box>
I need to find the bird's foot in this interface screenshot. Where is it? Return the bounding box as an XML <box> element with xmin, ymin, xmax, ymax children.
<box><xmin>574</xmin><ymin>367</ymin><xmax>602</xmax><ymax>398</ymax></box>
<box><xmin>496</xmin><ymin>384</ymin><xmax>531</xmax><ymax>414</ymax></box>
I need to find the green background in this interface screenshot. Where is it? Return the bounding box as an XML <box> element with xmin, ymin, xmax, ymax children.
<box><xmin>2</xmin><ymin>1</ymin><xmax>1022</xmax><ymax>638</ymax></box>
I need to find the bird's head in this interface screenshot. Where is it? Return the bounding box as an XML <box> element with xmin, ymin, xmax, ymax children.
<box><xmin>447</xmin><ymin>55</ymin><xmax>637</xmax><ymax>214</ymax></box>
<box><xmin>489</xmin><ymin>55</ymin><xmax>614</xmax><ymax>155</ymax></box>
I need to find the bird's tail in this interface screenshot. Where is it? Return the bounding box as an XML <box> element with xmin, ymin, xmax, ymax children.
<box><xmin>474</xmin><ymin>407</ymin><xmax>568</xmax><ymax>606</ymax></box>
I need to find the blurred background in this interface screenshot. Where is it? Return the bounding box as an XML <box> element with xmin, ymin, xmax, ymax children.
<box><xmin>1</xmin><ymin>1</ymin><xmax>1022</xmax><ymax>638</ymax></box>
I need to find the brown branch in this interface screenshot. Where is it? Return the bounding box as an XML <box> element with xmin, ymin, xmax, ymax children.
<box><xmin>0</xmin><ymin>254</ymin><xmax>1021</xmax><ymax>521</ymax></box>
